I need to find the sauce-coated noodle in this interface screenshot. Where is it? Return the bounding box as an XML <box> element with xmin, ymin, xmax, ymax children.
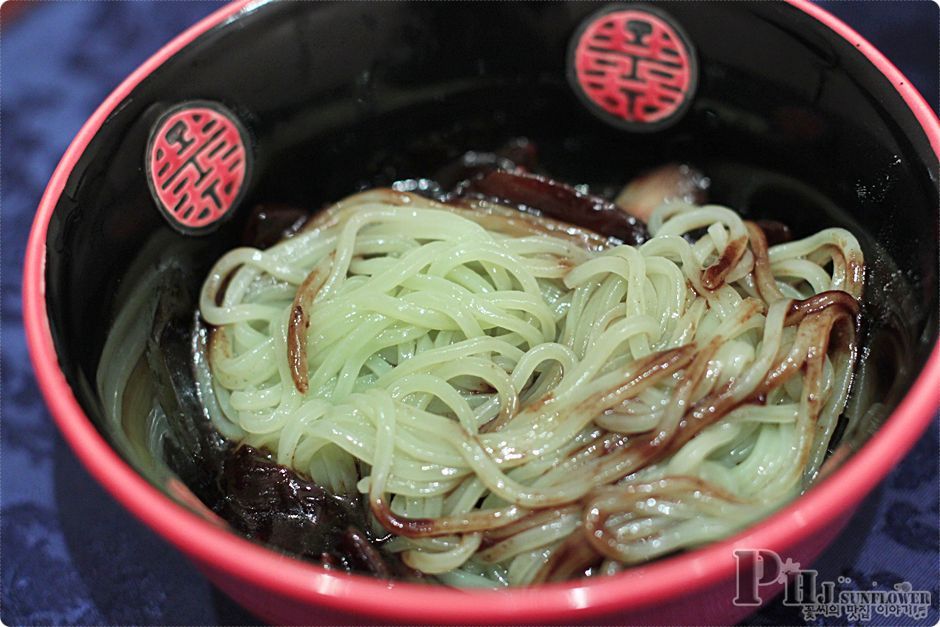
<box><xmin>196</xmin><ymin>188</ymin><xmax>863</xmax><ymax>585</ymax></box>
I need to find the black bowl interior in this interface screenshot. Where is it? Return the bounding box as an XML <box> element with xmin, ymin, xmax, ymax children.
<box><xmin>45</xmin><ymin>1</ymin><xmax>938</xmax><ymax>498</ymax></box>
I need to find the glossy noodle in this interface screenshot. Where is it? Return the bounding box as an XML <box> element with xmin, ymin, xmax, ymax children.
<box><xmin>196</xmin><ymin>188</ymin><xmax>863</xmax><ymax>586</ymax></box>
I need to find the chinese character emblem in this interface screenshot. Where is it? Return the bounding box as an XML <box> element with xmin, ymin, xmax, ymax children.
<box><xmin>146</xmin><ymin>101</ymin><xmax>250</xmax><ymax>234</ymax></box>
<box><xmin>569</xmin><ymin>6</ymin><xmax>697</xmax><ymax>131</ymax></box>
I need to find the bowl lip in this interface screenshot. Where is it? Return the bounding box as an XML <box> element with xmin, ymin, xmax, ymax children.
<box><xmin>22</xmin><ymin>0</ymin><xmax>940</xmax><ymax>622</ymax></box>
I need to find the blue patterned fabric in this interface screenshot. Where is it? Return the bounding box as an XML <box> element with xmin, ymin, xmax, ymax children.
<box><xmin>1</xmin><ymin>3</ymin><xmax>937</xmax><ymax>625</ymax></box>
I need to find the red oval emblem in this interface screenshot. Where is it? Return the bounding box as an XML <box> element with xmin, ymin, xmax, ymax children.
<box><xmin>146</xmin><ymin>101</ymin><xmax>250</xmax><ymax>234</ymax></box>
<box><xmin>568</xmin><ymin>6</ymin><xmax>697</xmax><ymax>132</ymax></box>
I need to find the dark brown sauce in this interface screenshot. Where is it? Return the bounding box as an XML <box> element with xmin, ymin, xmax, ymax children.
<box><xmin>457</xmin><ymin>170</ymin><xmax>648</xmax><ymax>246</ymax></box>
<box><xmin>217</xmin><ymin>444</ymin><xmax>410</xmax><ymax>578</ymax></box>
<box><xmin>700</xmin><ymin>235</ymin><xmax>747</xmax><ymax>290</ymax></box>
<box><xmin>753</xmin><ymin>219</ymin><xmax>793</xmax><ymax>246</ymax></box>
<box><xmin>287</xmin><ymin>304</ymin><xmax>309</xmax><ymax>393</ymax></box>
<box><xmin>242</xmin><ymin>203</ymin><xmax>311</xmax><ymax>250</ymax></box>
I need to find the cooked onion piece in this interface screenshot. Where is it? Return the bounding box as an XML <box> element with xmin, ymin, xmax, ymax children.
<box><xmin>615</xmin><ymin>163</ymin><xmax>709</xmax><ymax>222</ymax></box>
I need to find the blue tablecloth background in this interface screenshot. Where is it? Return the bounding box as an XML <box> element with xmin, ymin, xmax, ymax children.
<box><xmin>1</xmin><ymin>2</ymin><xmax>937</xmax><ymax>625</ymax></box>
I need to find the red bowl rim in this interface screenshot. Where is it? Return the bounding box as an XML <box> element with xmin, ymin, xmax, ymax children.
<box><xmin>22</xmin><ymin>1</ymin><xmax>940</xmax><ymax>623</ymax></box>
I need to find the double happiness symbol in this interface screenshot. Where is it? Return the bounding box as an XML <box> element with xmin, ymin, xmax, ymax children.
<box><xmin>146</xmin><ymin>101</ymin><xmax>250</xmax><ymax>234</ymax></box>
<box><xmin>569</xmin><ymin>6</ymin><xmax>697</xmax><ymax>131</ymax></box>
